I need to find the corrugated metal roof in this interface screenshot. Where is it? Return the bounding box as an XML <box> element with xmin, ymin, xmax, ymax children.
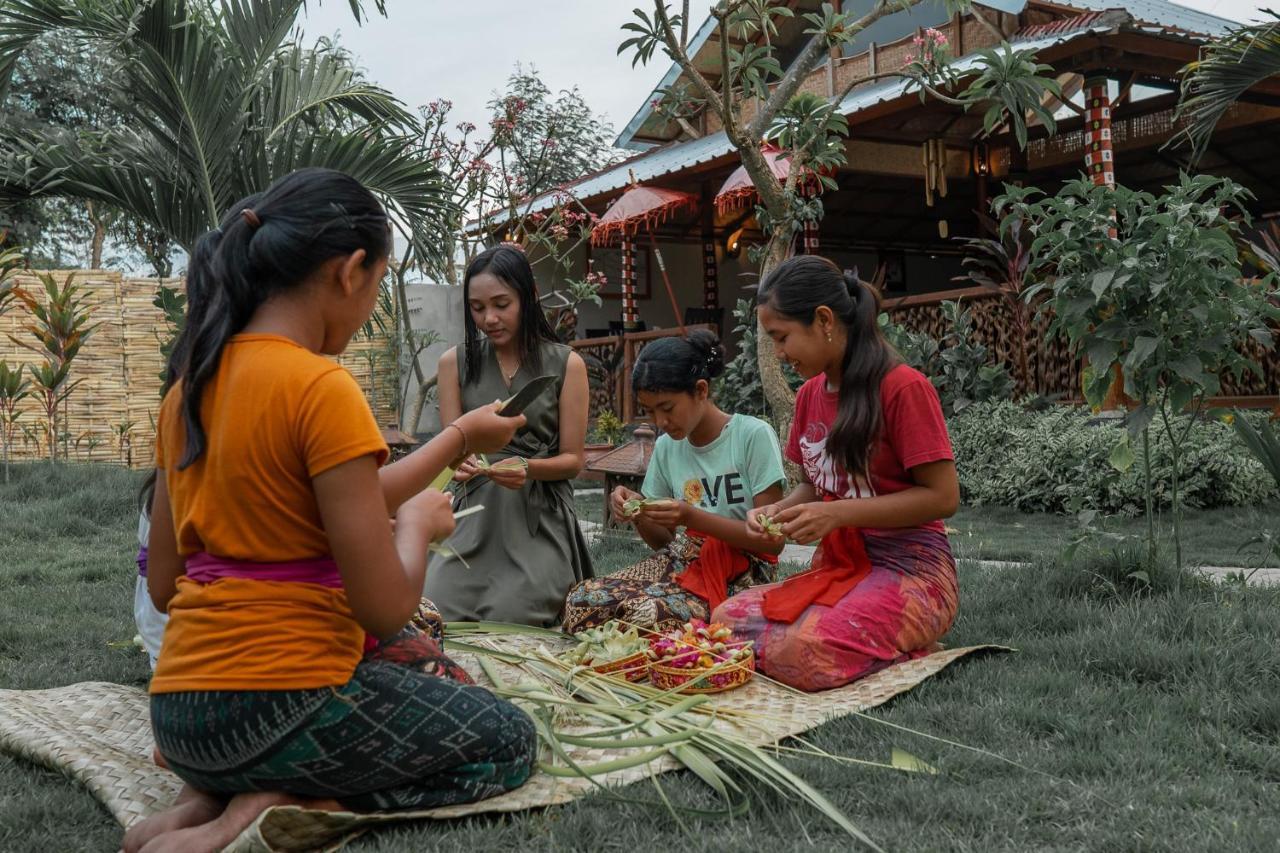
<box><xmin>615</xmin><ymin>14</ymin><xmax>721</xmax><ymax>152</ymax></box>
<box><xmin>617</xmin><ymin>2</ymin><xmax>1034</xmax><ymax>150</ymax></box>
<box><xmin>1053</xmin><ymin>0</ymin><xmax>1234</xmax><ymax>35</ymax></box>
<box><xmin>516</xmin><ymin>12</ymin><xmax>1185</xmax><ymax>220</ymax></box>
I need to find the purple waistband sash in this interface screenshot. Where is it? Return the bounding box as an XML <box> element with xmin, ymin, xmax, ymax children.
<box><xmin>137</xmin><ymin>547</ymin><xmax>149</xmax><ymax>578</ymax></box>
<box><xmin>184</xmin><ymin>552</ymin><xmax>343</xmax><ymax>588</ymax></box>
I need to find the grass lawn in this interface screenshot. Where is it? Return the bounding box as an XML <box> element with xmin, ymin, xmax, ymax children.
<box><xmin>3</xmin><ymin>463</ymin><xmax>1280</xmax><ymax>851</ymax></box>
<box><xmin>945</xmin><ymin>503</ymin><xmax>1280</xmax><ymax>568</ymax></box>
<box><xmin>574</xmin><ymin>492</ymin><xmax>1280</xmax><ymax>568</ymax></box>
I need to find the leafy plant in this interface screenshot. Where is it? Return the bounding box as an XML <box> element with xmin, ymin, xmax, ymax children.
<box><xmin>590</xmin><ymin>409</ymin><xmax>626</xmax><ymax>446</ymax></box>
<box><xmin>152</xmin><ymin>284</ymin><xmax>187</xmax><ymax>386</ymax></box>
<box><xmin>0</xmin><ymin>0</ymin><xmax>443</xmax><ymax>256</ymax></box>
<box><xmin>958</xmin><ymin>43</ymin><xmax>1062</xmax><ymax>150</ymax></box>
<box><xmin>1233</xmin><ymin>413</ymin><xmax>1280</xmax><ymax>491</ymax></box>
<box><xmin>112</xmin><ymin>418</ymin><xmax>135</xmax><ymax>468</ymax></box>
<box><xmin>931</xmin><ymin>301</ymin><xmax>1015</xmax><ymax>415</ymax></box>
<box><xmin>0</xmin><ymin>359</ymin><xmax>30</xmax><ymax>482</ymax></box>
<box><xmin>999</xmin><ymin>175</ymin><xmax>1280</xmax><ymax>570</ymax></box>
<box><xmin>543</xmin><ymin>269</ymin><xmax>605</xmax><ymax>344</ymax></box>
<box><xmin>0</xmin><ymin>248</ymin><xmax>25</xmax><ymax>316</ymax></box>
<box><xmin>881</xmin><ymin>302</ymin><xmax>1014</xmax><ymax>416</ymax></box>
<box><xmin>715</xmin><ymin>297</ymin><xmax>802</xmax><ymax>418</ymax></box>
<box><xmin>880</xmin><ymin>313</ymin><xmax>939</xmax><ymax>373</ymax></box>
<box><xmin>954</xmin><ymin>212</ymin><xmax>1038</xmax><ymax>393</ymax></box>
<box><xmin>8</xmin><ymin>272</ymin><xmax>97</xmax><ymax>462</ymax></box>
<box><xmin>950</xmin><ymin>402</ymin><xmax>1277</xmax><ymax>515</ymax></box>
<box><xmin>1233</xmin><ymin>413</ymin><xmax>1280</xmax><ymax>575</ymax></box>
<box><xmin>1176</xmin><ymin>10</ymin><xmax>1280</xmax><ymax>161</ymax></box>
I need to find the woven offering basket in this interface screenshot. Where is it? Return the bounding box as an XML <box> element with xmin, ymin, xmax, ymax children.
<box><xmin>649</xmin><ymin>649</ymin><xmax>755</xmax><ymax>694</ymax></box>
<box><xmin>589</xmin><ymin>651</ymin><xmax>650</xmax><ymax>682</ymax></box>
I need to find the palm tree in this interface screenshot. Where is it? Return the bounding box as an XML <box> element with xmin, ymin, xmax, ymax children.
<box><xmin>0</xmin><ymin>0</ymin><xmax>447</xmax><ymax>257</ymax></box>
<box><xmin>1177</xmin><ymin>10</ymin><xmax>1280</xmax><ymax>161</ymax></box>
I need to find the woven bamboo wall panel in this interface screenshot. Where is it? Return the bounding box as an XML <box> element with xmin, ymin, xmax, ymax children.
<box><xmin>797</xmin><ymin>70</ymin><xmax>829</xmax><ymax>99</ymax></box>
<box><xmin>887</xmin><ymin>291</ymin><xmax>1081</xmax><ymax>398</ymax></box>
<box><xmin>0</xmin><ymin>271</ymin><xmax>397</xmax><ymax>466</ymax></box>
<box><xmin>834</xmin><ymin>54</ymin><xmax>870</xmax><ymax>94</ymax></box>
<box><xmin>887</xmin><ymin>290</ymin><xmax>1280</xmax><ymax>400</ymax></box>
<box><xmin>960</xmin><ymin>17</ymin><xmax>1004</xmax><ymax>52</ymax></box>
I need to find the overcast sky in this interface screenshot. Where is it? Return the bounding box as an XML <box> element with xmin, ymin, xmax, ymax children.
<box><xmin>301</xmin><ymin>0</ymin><xmax>1268</xmax><ymax>148</ymax></box>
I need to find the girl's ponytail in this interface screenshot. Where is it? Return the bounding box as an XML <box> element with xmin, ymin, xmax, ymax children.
<box><xmin>829</xmin><ymin>268</ymin><xmax>893</xmax><ymax>481</ymax></box>
<box><xmin>756</xmin><ymin>256</ymin><xmax>897</xmax><ymax>481</ymax></box>
<box><xmin>174</xmin><ymin>168</ymin><xmax>391</xmax><ymax>469</ymax></box>
<box><xmin>176</xmin><ymin>213</ymin><xmax>257</xmax><ymax>468</ymax></box>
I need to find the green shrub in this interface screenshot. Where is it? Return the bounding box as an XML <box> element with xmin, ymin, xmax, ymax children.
<box><xmin>882</xmin><ymin>301</ymin><xmax>1015</xmax><ymax>417</ymax></box>
<box><xmin>715</xmin><ymin>298</ymin><xmax>801</xmax><ymax>418</ymax></box>
<box><xmin>951</xmin><ymin>402</ymin><xmax>1278</xmax><ymax>515</ymax></box>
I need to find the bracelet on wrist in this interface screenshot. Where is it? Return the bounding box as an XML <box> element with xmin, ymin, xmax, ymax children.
<box><xmin>445</xmin><ymin>422</ymin><xmax>468</xmax><ymax>458</ymax></box>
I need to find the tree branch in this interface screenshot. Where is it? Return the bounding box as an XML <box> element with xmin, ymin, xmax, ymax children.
<box><xmin>716</xmin><ymin>5</ymin><xmax>738</xmax><ymax>140</ymax></box>
<box><xmin>675</xmin><ymin>115</ymin><xmax>703</xmax><ymax>139</ymax></box>
<box><xmin>831</xmin><ymin>68</ymin><xmax>920</xmax><ymax>109</ymax></box>
<box><xmin>650</xmin><ymin>1</ymin><xmax>730</xmax><ymax>139</ymax></box>
<box><xmin>748</xmin><ymin>0</ymin><xmax>928</xmax><ymax>140</ymax></box>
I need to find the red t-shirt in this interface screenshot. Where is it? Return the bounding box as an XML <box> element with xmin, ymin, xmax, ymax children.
<box><xmin>785</xmin><ymin>364</ymin><xmax>953</xmax><ymax>534</ymax></box>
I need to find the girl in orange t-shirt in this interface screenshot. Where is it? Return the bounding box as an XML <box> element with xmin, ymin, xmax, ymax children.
<box><xmin>125</xmin><ymin>169</ymin><xmax>536</xmax><ymax>853</ymax></box>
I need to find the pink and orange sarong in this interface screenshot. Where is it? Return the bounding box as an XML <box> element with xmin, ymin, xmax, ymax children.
<box><xmin>712</xmin><ymin>527</ymin><xmax>958</xmax><ymax>692</ymax></box>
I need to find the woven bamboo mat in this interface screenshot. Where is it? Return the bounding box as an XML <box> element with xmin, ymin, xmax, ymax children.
<box><xmin>0</xmin><ymin>637</ymin><xmax>1007</xmax><ymax>852</ymax></box>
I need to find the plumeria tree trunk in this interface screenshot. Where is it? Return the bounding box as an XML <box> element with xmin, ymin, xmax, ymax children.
<box><xmin>758</xmin><ymin>231</ymin><xmax>798</xmax><ymax>447</ymax></box>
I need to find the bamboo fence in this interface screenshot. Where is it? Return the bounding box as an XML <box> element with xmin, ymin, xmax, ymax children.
<box><xmin>0</xmin><ymin>271</ymin><xmax>398</xmax><ymax>468</ymax></box>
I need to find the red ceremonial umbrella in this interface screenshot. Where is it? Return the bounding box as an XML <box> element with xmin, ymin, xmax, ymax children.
<box><xmin>590</xmin><ymin>180</ymin><xmax>698</xmax><ymax>331</ymax></box>
<box><xmin>590</xmin><ymin>184</ymin><xmax>698</xmax><ymax>247</ymax></box>
<box><xmin>714</xmin><ymin>145</ymin><xmax>823</xmax><ymax>215</ymax></box>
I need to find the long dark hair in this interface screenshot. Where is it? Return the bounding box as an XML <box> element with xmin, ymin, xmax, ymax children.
<box><xmin>462</xmin><ymin>244</ymin><xmax>558</xmax><ymax>385</ymax></box>
<box><xmin>757</xmin><ymin>255</ymin><xmax>897</xmax><ymax>481</ymax></box>
<box><xmin>138</xmin><ymin>208</ymin><xmax>233</xmax><ymax>512</ymax></box>
<box><xmin>632</xmin><ymin>328</ymin><xmax>725</xmax><ymax>394</ymax></box>
<box><xmin>175</xmin><ymin>167</ymin><xmax>390</xmax><ymax>469</ymax></box>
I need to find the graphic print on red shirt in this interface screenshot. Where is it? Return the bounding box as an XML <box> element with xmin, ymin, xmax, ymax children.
<box><xmin>785</xmin><ymin>364</ymin><xmax>954</xmax><ymax>533</ymax></box>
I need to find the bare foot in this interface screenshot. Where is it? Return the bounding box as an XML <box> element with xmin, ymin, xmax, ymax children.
<box><xmin>138</xmin><ymin>791</ymin><xmax>343</xmax><ymax>853</ymax></box>
<box><xmin>123</xmin><ymin>785</ymin><xmax>223</xmax><ymax>853</ymax></box>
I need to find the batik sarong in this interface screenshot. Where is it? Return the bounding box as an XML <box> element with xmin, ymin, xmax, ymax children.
<box><xmin>713</xmin><ymin>527</ymin><xmax>958</xmax><ymax>692</ymax></box>
<box><xmin>149</xmin><ymin>620</ymin><xmax>535</xmax><ymax>811</ymax></box>
<box><xmin>561</xmin><ymin>533</ymin><xmax>777</xmax><ymax>634</ymax></box>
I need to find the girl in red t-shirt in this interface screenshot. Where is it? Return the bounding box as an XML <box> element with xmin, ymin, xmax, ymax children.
<box><xmin>713</xmin><ymin>255</ymin><xmax>960</xmax><ymax>691</ymax></box>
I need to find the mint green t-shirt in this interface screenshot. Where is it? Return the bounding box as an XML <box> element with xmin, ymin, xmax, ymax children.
<box><xmin>641</xmin><ymin>414</ymin><xmax>786</xmax><ymax>520</ymax></box>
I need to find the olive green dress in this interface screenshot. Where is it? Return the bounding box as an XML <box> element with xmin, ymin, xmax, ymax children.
<box><xmin>424</xmin><ymin>339</ymin><xmax>594</xmax><ymax>626</ymax></box>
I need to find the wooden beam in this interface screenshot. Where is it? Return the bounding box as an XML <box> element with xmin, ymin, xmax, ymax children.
<box><xmin>1114</xmin><ymin>71</ymin><xmax>1140</xmax><ymax>107</ymax></box>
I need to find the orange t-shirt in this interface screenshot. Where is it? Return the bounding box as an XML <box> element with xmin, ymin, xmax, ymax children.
<box><xmin>149</xmin><ymin>334</ymin><xmax>388</xmax><ymax>694</ymax></box>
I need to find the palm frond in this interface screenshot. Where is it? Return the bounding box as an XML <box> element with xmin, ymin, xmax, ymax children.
<box><xmin>1176</xmin><ymin>11</ymin><xmax>1280</xmax><ymax>161</ymax></box>
<box><xmin>0</xmin><ymin>0</ymin><xmax>140</xmax><ymax>90</ymax></box>
<box><xmin>0</xmin><ymin>0</ymin><xmax>444</xmax><ymax>253</ymax></box>
<box><xmin>259</xmin><ymin>41</ymin><xmax>416</xmax><ymax>143</ymax></box>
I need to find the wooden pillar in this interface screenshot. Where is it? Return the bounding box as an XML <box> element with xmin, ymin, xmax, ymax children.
<box><xmin>702</xmin><ymin>238</ymin><xmax>719</xmax><ymax>308</ymax></box>
<box><xmin>701</xmin><ymin>194</ymin><xmax>719</xmax><ymax>309</ymax></box>
<box><xmin>621</xmin><ymin>235</ymin><xmax>639</xmax><ymax>331</ymax></box>
<box><xmin>1083</xmin><ymin>75</ymin><xmax>1127</xmax><ymax>409</ymax></box>
<box><xmin>802</xmin><ymin>219</ymin><xmax>820</xmax><ymax>254</ymax></box>
<box><xmin>1083</xmin><ymin>75</ymin><xmax>1115</xmax><ymax>188</ymax></box>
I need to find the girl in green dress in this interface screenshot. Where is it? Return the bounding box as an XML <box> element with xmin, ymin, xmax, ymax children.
<box><xmin>430</xmin><ymin>245</ymin><xmax>594</xmax><ymax>626</ymax></box>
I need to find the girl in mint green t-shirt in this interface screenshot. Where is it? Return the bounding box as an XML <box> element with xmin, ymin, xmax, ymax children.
<box><xmin>562</xmin><ymin>330</ymin><xmax>786</xmax><ymax>633</ymax></box>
